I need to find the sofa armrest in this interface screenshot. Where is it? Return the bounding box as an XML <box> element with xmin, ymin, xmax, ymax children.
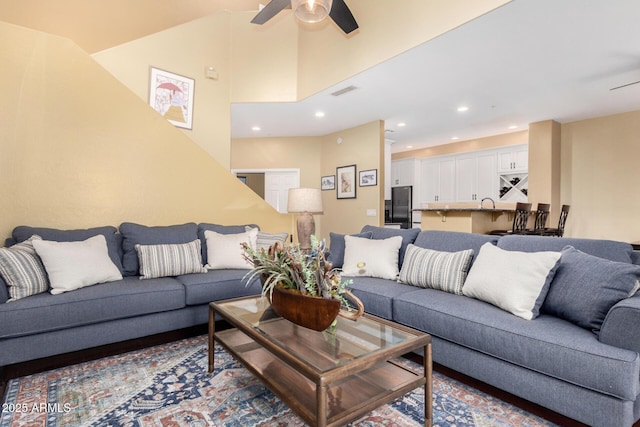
<box><xmin>599</xmin><ymin>292</ymin><xmax>640</xmax><ymax>353</ymax></box>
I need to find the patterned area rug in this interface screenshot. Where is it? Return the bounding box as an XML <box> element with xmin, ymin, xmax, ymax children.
<box><xmin>1</xmin><ymin>335</ymin><xmax>556</xmax><ymax>427</ymax></box>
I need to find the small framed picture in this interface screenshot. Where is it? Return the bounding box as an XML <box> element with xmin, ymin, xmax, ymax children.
<box><xmin>149</xmin><ymin>67</ymin><xmax>195</xmax><ymax>129</ymax></box>
<box><xmin>359</xmin><ymin>169</ymin><xmax>378</xmax><ymax>187</ymax></box>
<box><xmin>321</xmin><ymin>175</ymin><xmax>335</xmax><ymax>191</ymax></box>
<box><xmin>336</xmin><ymin>164</ymin><xmax>357</xmax><ymax>199</ymax></box>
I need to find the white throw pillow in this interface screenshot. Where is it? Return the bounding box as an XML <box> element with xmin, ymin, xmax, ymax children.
<box><xmin>462</xmin><ymin>243</ymin><xmax>561</xmax><ymax>320</ymax></box>
<box><xmin>342</xmin><ymin>235</ymin><xmax>403</xmax><ymax>280</ymax></box>
<box><xmin>205</xmin><ymin>228</ymin><xmax>258</xmax><ymax>270</ymax></box>
<box><xmin>32</xmin><ymin>235</ymin><xmax>123</xmax><ymax>295</ymax></box>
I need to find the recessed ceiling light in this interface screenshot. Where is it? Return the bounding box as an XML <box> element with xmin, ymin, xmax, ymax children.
<box><xmin>251</xmin><ymin>126</ymin><xmax>261</xmax><ymax>131</ymax></box>
<box><xmin>508</xmin><ymin>125</ymin><xmax>518</xmax><ymax>130</ymax></box>
<box><xmin>315</xmin><ymin>111</ymin><xmax>325</xmax><ymax>118</ymax></box>
<box><xmin>451</xmin><ymin>136</ymin><xmax>459</xmax><ymax>140</ymax></box>
<box><xmin>398</xmin><ymin>122</ymin><xmax>406</xmax><ymax>127</ymax></box>
<box><xmin>457</xmin><ymin>106</ymin><xmax>469</xmax><ymax>112</ymax></box>
<box><xmin>407</xmin><ymin>145</ymin><xmax>413</xmax><ymax>149</ymax></box>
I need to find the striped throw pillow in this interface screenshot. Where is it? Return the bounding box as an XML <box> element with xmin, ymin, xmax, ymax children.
<box><xmin>399</xmin><ymin>244</ymin><xmax>473</xmax><ymax>295</ymax></box>
<box><xmin>135</xmin><ymin>239</ymin><xmax>206</xmax><ymax>279</ymax></box>
<box><xmin>245</xmin><ymin>227</ymin><xmax>288</xmax><ymax>250</ymax></box>
<box><xmin>0</xmin><ymin>235</ymin><xmax>50</xmax><ymax>301</ymax></box>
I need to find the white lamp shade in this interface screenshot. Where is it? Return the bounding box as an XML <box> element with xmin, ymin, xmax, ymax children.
<box><xmin>292</xmin><ymin>0</ymin><xmax>333</xmax><ymax>23</ymax></box>
<box><xmin>287</xmin><ymin>188</ymin><xmax>323</xmax><ymax>214</ymax></box>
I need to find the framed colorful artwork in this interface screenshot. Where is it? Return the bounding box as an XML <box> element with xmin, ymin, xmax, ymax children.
<box><xmin>336</xmin><ymin>164</ymin><xmax>357</xmax><ymax>199</ymax></box>
<box><xmin>149</xmin><ymin>67</ymin><xmax>195</xmax><ymax>129</ymax></box>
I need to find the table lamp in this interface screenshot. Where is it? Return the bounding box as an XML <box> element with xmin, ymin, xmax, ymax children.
<box><xmin>287</xmin><ymin>188</ymin><xmax>324</xmax><ymax>250</ymax></box>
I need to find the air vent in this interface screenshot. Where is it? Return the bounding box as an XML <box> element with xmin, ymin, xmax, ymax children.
<box><xmin>331</xmin><ymin>85</ymin><xmax>358</xmax><ymax>97</ymax></box>
<box><xmin>385</xmin><ymin>129</ymin><xmax>395</xmax><ymax>133</ymax></box>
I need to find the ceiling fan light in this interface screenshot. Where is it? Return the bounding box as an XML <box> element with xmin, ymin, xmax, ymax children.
<box><xmin>292</xmin><ymin>0</ymin><xmax>333</xmax><ymax>24</ymax></box>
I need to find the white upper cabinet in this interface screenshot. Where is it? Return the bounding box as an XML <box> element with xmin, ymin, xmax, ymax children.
<box><xmin>498</xmin><ymin>144</ymin><xmax>528</xmax><ymax>172</ymax></box>
<box><xmin>421</xmin><ymin>156</ymin><xmax>455</xmax><ymax>203</ymax></box>
<box><xmin>455</xmin><ymin>152</ymin><xmax>497</xmax><ymax>202</ymax></box>
<box><xmin>390</xmin><ymin>158</ymin><xmax>416</xmax><ymax>187</ymax></box>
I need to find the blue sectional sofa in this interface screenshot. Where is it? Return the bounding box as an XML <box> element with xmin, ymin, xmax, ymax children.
<box><xmin>331</xmin><ymin>225</ymin><xmax>640</xmax><ymax>427</ymax></box>
<box><xmin>0</xmin><ymin>222</ymin><xmax>265</xmax><ymax>369</ymax></box>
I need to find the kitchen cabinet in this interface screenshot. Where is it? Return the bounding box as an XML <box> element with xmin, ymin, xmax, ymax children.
<box><xmin>455</xmin><ymin>152</ymin><xmax>497</xmax><ymax>202</ymax></box>
<box><xmin>498</xmin><ymin>144</ymin><xmax>528</xmax><ymax>172</ymax></box>
<box><xmin>421</xmin><ymin>156</ymin><xmax>455</xmax><ymax>203</ymax></box>
<box><xmin>390</xmin><ymin>158</ymin><xmax>416</xmax><ymax>187</ymax></box>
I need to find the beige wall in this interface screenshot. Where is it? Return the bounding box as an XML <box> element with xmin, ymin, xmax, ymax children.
<box><xmin>561</xmin><ymin>110</ymin><xmax>640</xmax><ymax>242</ymax></box>
<box><xmin>320</xmin><ymin>121</ymin><xmax>385</xmax><ymax>238</ymax></box>
<box><xmin>0</xmin><ymin>22</ymin><xmax>289</xmax><ymax>243</ymax></box>
<box><xmin>392</xmin><ymin>130</ymin><xmax>528</xmax><ymax>160</ymax></box>
<box><xmin>93</xmin><ymin>13</ymin><xmax>235</xmax><ymax>168</ymax></box>
<box><xmin>296</xmin><ymin>0</ymin><xmax>510</xmax><ymax>99</ymax></box>
<box><xmin>231</xmin><ymin>121</ymin><xmax>384</xmax><ymax>241</ymax></box>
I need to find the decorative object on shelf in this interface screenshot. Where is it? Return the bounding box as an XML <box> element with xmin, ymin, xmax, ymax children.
<box><xmin>321</xmin><ymin>175</ymin><xmax>335</xmax><ymax>191</ymax></box>
<box><xmin>287</xmin><ymin>188</ymin><xmax>323</xmax><ymax>250</ymax></box>
<box><xmin>242</xmin><ymin>237</ymin><xmax>364</xmax><ymax>331</ymax></box>
<box><xmin>359</xmin><ymin>169</ymin><xmax>378</xmax><ymax>187</ymax></box>
<box><xmin>336</xmin><ymin>164</ymin><xmax>357</xmax><ymax>199</ymax></box>
<box><xmin>148</xmin><ymin>67</ymin><xmax>195</xmax><ymax>130</ymax></box>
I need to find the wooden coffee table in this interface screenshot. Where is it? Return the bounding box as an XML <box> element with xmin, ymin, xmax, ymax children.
<box><xmin>209</xmin><ymin>296</ymin><xmax>432</xmax><ymax>427</ymax></box>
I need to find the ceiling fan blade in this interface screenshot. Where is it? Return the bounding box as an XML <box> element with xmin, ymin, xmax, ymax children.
<box><xmin>329</xmin><ymin>0</ymin><xmax>359</xmax><ymax>34</ymax></box>
<box><xmin>251</xmin><ymin>0</ymin><xmax>291</xmax><ymax>25</ymax></box>
<box><xmin>610</xmin><ymin>80</ymin><xmax>640</xmax><ymax>91</ymax></box>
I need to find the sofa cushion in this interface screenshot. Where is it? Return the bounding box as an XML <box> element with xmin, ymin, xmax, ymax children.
<box><xmin>12</xmin><ymin>225</ymin><xmax>124</xmax><ymax>274</ymax></box>
<box><xmin>244</xmin><ymin>226</ymin><xmax>288</xmax><ymax>250</ymax></box>
<box><xmin>198</xmin><ymin>223</ymin><xmax>259</xmax><ymax>264</ymax></box>
<box><xmin>399</xmin><ymin>244</ymin><xmax>473</xmax><ymax>295</ymax></box>
<box><xmin>327</xmin><ymin>231</ymin><xmax>372</xmax><ymax>268</ymax></box>
<box><xmin>0</xmin><ymin>276</ymin><xmax>8</xmax><ymax>304</ymax></box>
<box><xmin>413</xmin><ymin>230</ymin><xmax>498</xmax><ymax>266</ymax></box>
<box><xmin>342</xmin><ymin>235</ymin><xmax>402</xmax><ymax>280</ymax></box>
<box><xmin>463</xmin><ymin>243</ymin><xmax>561</xmax><ymax>320</ymax></box>
<box><xmin>346</xmin><ymin>276</ymin><xmax>417</xmax><ymax>320</ymax></box>
<box><xmin>393</xmin><ymin>288</ymin><xmax>640</xmax><ymax>401</ymax></box>
<box><xmin>497</xmin><ymin>234</ymin><xmax>633</xmax><ymax>263</ymax></box>
<box><xmin>205</xmin><ymin>228</ymin><xmax>258</xmax><ymax>270</ymax></box>
<box><xmin>0</xmin><ymin>276</ymin><xmax>185</xmax><ymax>339</ymax></box>
<box><xmin>120</xmin><ymin>222</ymin><xmax>199</xmax><ymax>276</ymax></box>
<box><xmin>0</xmin><ymin>235</ymin><xmax>49</xmax><ymax>302</ymax></box>
<box><xmin>33</xmin><ymin>235</ymin><xmax>123</xmax><ymax>295</ymax></box>
<box><xmin>360</xmin><ymin>225</ymin><xmax>420</xmax><ymax>267</ymax></box>
<box><xmin>177</xmin><ymin>269</ymin><xmax>261</xmax><ymax>305</ymax></box>
<box><xmin>136</xmin><ymin>239</ymin><xmax>207</xmax><ymax>279</ymax></box>
<box><xmin>543</xmin><ymin>246</ymin><xmax>640</xmax><ymax>334</ymax></box>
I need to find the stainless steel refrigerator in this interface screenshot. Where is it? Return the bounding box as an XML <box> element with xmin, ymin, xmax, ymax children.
<box><xmin>391</xmin><ymin>186</ymin><xmax>412</xmax><ymax>229</ymax></box>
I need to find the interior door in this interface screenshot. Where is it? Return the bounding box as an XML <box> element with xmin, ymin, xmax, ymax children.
<box><xmin>264</xmin><ymin>170</ymin><xmax>300</xmax><ymax>213</ymax></box>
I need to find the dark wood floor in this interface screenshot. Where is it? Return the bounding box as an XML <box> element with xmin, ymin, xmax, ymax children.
<box><xmin>0</xmin><ymin>324</ymin><xmax>632</xmax><ymax>427</ymax></box>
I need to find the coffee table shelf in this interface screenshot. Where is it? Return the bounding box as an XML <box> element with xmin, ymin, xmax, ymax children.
<box><xmin>209</xmin><ymin>296</ymin><xmax>432</xmax><ymax>427</ymax></box>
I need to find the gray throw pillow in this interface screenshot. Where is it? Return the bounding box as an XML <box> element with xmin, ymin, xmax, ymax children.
<box><xmin>0</xmin><ymin>235</ymin><xmax>49</xmax><ymax>301</ymax></box>
<box><xmin>542</xmin><ymin>246</ymin><xmax>640</xmax><ymax>334</ymax></box>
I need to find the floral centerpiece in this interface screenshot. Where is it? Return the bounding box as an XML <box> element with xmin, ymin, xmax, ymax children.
<box><xmin>242</xmin><ymin>236</ymin><xmax>364</xmax><ymax>330</ymax></box>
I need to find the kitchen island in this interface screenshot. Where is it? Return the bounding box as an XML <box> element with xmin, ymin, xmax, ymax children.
<box><xmin>415</xmin><ymin>207</ymin><xmax>517</xmax><ymax>234</ymax></box>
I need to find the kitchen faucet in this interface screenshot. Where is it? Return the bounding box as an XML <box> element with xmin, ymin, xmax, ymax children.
<box><xmin>481</xmin><ymin>197</ymin><xmax>495</xmax><ymax>209</ymax></box>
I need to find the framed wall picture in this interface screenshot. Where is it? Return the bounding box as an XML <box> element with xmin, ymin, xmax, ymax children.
<box><xmin>336</xmin><ymin>164</ymin><xmax>357</xmax><ymax>199</ymax></box>
<box><xmin>149</xmin><ymin>67</ymin><xmax>195</xmax><ymax>129</ymax></box>
<box><xmin>359</xmin><ymin>169</ymin><xmax>378</xmax><ymax>187</ymax></box>
<box><xmin>321</xmin><ymin>175</ymin><xmax>335</xmax><ymax>191</ymax></box>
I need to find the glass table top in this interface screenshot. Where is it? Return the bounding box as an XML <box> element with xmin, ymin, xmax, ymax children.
<box><xmin>214</xmin><ymin>296</ymin><xmax>425</xmax><ymax>372</ymax></box>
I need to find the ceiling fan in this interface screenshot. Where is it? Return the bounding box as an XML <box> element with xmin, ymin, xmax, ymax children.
<box><xmin>251</xmin><ymin>0</ymin><xmax>359</xmax><ymax>34</ymax></box>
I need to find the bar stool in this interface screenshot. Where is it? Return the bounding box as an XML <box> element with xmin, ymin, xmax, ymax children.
<box><xmin>488</xmin><ymin>202</ymin><xmax>532</xmax><ymax>235</ymax></box>
<box><xmin>543</xmin><ymin>204</ymin><xmax>570</xmax><ymax>237</ymax></box>
<box><xmin>524</xmin><ymin>203</ymin><xmax>551</xmax><ymax>235</ymax></box>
